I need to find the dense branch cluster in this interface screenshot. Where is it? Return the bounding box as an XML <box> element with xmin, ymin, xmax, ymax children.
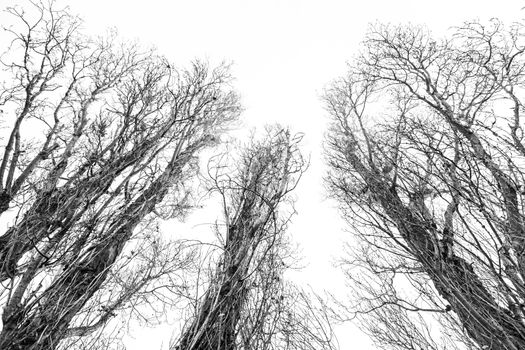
<box><xmin>0</xmin><ymin>2</ymin><xmax>240</xmax><ymax>349</ymax></box>
<box><xmin>326</xmin><ymin>21</ymin><xmax>525</xmax><ymax>350</ymax></box>
<box><xmin>174</xmin><ymin>129</ymin><xmax>336</xmax><ymax>350</ymax></box>
<box><xmin>7</xmin><ymin>1</ymin><xmax>525</xmax><ymax>350</ymax></box>
<box><xmin>0</xmin><ymin>3</ymin><xmax>337</xmax><ymax>350</ymax></box>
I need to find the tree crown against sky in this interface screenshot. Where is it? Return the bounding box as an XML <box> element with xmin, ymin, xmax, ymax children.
<box><xmin>0</xmin><ymin>2</ymin><xmax>338</xmax><ymax>350</ymax></box>
<box><xmin>3</xmin><ymin>1</ymin><xmax>525</xmax><ymax>350</ymax></box>
<box><xmin>325</xmin><ymin>19</ymin><xmax>525</xmax><ymax>350</ymax></box>
<box><xmin>0</xmin><ymin>1</ymin><xmax>241</xmax><ymax>349</ymax></box>
<box><xmin>173</xmin><ymin>128</ymin><xmax>337</xmax><ymax>350</ymax></box>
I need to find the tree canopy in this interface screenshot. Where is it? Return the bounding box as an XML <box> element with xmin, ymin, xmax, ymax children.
<box><xmin>325</xmin><ymin>20</ymin><xmax>525</xmax><ymax>350</ymax></box>
<box><xmin>0</xmin><ymin>3</ymin><xmax>337</xmax><ymax>350</ymax></box>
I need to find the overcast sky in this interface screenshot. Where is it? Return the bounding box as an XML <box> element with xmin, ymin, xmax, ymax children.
<box><xmin>6</xmin><ymin>0</ymin><xmax>523</xmax><ymax>348</ymax></box>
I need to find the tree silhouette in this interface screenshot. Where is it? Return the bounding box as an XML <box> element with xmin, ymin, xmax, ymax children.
<box><xmin>173</xmin><ymin>128</ymin><xmax>337</xmax><ymax>350</ymax></box>
<box><xmin>0</xmin><ymin>2</ymin><xmax>240</xmax><ymax>349</ymax></box>
<box><xmin>326</xmin><ymin>20</ymin><xmax>525</xmax><ymax>350</ymax></box>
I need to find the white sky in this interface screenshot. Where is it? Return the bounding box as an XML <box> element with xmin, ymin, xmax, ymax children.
<box><xmin>3</xmin><ymin>0</ymin><xmax>524</xmax><ymax>348</ymax></box>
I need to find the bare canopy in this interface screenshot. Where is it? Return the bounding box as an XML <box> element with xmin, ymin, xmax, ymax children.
<box><xmin>326</xmin><ymin>20</ymin><xmax>525</xmax><ymax>350</ymax></box>
<box><xmin>0</xmin><ymin>2</ymin><xmax>240</xmax><ymax>349</ymax></box>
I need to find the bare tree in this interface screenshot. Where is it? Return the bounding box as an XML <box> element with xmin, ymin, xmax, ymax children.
<box><xmin>172</xmin><ymin>128</ymin><xmax>337</xmax><ymax>350</ymax></box>
<box><xmin>325</xmin><ymin>20</ymin><xmax>525</xmax><ymax>350</ymax></box>
<box><xmin>266</xmin><ymin>286</ymin><xmax>339</xmax><ymax>350</ymax></box>
<box><xmin>0</xmin><ymin>2</ymin><xmax>240</xmax><ymax>349</ymax></box>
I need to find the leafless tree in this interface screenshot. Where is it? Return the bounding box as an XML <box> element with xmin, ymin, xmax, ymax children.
<box><xmin>267</xmin><ymin>286</ymin><xmax>339</xmax><ymax>350</ymax></box>
<box><xmin>325</xmin><ymin>19</ymin><xmax>525</xmax><ymax>350</ymax></box>
<box><xmin>172</xmin><ymin>128</ymin><xmax>337</xmax><ymax>350</ymax></box>
<box><xmin>0</xmin><ymin>2</ymin><xmax>240</xmax><ymax>349</ymax></box>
